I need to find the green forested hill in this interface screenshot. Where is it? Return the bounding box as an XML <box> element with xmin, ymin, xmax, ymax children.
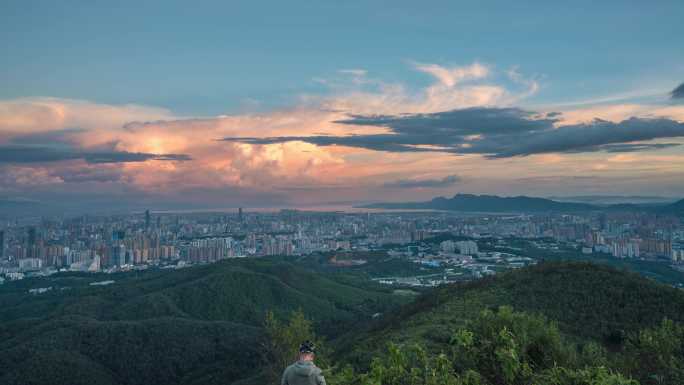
<box><xmin>2</xmin><ymin>260</ymin><xmax>684</xmax><ymax>385</ymax></box>
<box><xmin>337</xmin><ymin>263</ymin><xmax>684</xmax><ymax>363</ymax></box>
<box><xmin>0</xmin><ymin>258</ymin><xmax>401</xmax><ymax>385</ymax></box>
<box><xmin>331</xmin><ymin>262</ymin><xmax>684</xmax><ymax>385</ymax></box>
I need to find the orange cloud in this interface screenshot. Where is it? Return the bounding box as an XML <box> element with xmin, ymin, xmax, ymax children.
<box><xmin>2</xmin><ymin>62</ymin><xmax>684</xmax><ymax>205</ymax></box>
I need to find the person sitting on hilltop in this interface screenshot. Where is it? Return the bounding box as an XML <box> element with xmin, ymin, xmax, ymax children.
<box><xmin>280</xmin><ymin>341</ymin><xmax>326</xmax><ymax>385</ymax></box>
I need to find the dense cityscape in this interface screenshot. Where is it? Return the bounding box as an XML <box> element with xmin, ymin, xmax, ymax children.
<box><xmin>1</xmin><ymin>207</ymin><xmax>683</xmax><ymax>286</ymax></box>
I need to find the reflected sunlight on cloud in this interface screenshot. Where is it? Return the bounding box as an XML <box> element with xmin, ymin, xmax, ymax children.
<box><xmin>1</xmin><ymin>62</ymin><xmax>684</xmax><ymax>205</ymax></box>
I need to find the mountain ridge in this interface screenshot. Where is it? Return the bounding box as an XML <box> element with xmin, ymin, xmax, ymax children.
<box><xmin>360</xmin><ymin>193</ymin><xmax>684</xmax><ymax>214</ymax></box>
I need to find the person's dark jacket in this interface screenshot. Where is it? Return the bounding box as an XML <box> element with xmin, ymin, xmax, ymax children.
<box><xmin>281</xmin><ymin>360</ymin><xmax>326</xmax><ymax>385</ymax></box>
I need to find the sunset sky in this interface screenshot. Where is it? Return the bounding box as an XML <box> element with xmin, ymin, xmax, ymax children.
<box><xmin>2</xmin><ymin>1</ymin><xmax>684</xmax><ymax>211</ymax></box>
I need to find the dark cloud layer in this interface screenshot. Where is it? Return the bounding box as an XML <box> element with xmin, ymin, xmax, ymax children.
<box><xmin>0</xmin><ymin>146</ymin><xmax>191</xmax><ymax>164</ymax></box>
<box><xmin>487</xmin><ymin>117</ymin><xmax>684</xmax><ymax>158</ymax></box>
<box><xmin>672</xmin><ymin>82</ymin><xmax>684</xmax><ymax>100</ymax></box>
<box><xmin>384</xmin><ymin>174</ymin><xmax>461</xmax><ymax>188</ymax></box>
<box><xmin>222</xmin><ymin>107</ymin><xmax>684</xmax><ymax>158</ymax></box>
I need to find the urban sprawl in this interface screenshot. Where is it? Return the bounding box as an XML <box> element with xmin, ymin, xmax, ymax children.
<box><xmin>1</xmin><ymin>209</ymin><xmax>683</xmax><ymax>288</ymax></box>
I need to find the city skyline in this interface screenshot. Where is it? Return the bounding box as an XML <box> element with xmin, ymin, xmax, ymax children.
<box><xmin>2</xmin><ymin>1</ymin><xmax>684</xmax><ymax>213</ymax></box>
<box><xmin>2</xmin><ymin>206</ymin><xmax>682</xmax><ymax>277</ymax></box>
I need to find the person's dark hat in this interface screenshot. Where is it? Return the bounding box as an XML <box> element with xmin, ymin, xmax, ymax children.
<box><xmin>299</xmin><ymin>340</ymin><xmax>315</xmax><ymax>354</ymax></box>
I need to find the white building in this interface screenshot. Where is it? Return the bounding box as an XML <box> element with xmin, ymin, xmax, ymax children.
<box><xmin>672</xmin><ymin>248</ymin><xmax>684</xmax><ymax>263</ymax></box>
<box><xmin>18</xmin><ymin>258</ymin><xmax>42</xmax><ymax>272</ymax></box>
<box><xmin>5</xmin><ymin>272</ymin><xmax>24</xmax><ymax>281</ymax></box>
<box><xmin>456</xmin><ymin>240</ymin><xmax>478</xmax><ymax>255</ymax></box>
<box><xmin>440</xmin><ymin>240</ymin><xmax>456</xmax><ymax>253</ymax></box>
<box><xmin>612</xmin><ymin>240</ymin><xmax>640</xmax><ymax>258</ymax></box>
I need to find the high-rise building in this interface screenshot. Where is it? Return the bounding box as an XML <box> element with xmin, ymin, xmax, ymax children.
<box><xmin>145</xmin><ymin>210</ymin><xmax>151</xmax><ymax>229</ymax></box>
<box><xmin>0</xmin><ymin>230</ymin><xmax>4</xmax><ymax>259</ymax></box>
<box><xmin>27</xmin><ymin>227</ymin><xmax>36</xmax><ymax>246</ymax></box>
<box><xmin>113</xmin><ymin>230</ymin><xmax>126</xmax><ymax>241</ymax></box>
<box><xmin>114</xmin><ymin>244</ymin><xmax>126</xmax><ymax>267</ymax></box>
<box><xmin>238</xmin><ymin>207</ymin><xmax>243</xmax><ymax>222</ymax></box>
<box><xmin>612</xmin><ymin>239</ymin><xmax>640</xmax><ymax>258</ymax></box>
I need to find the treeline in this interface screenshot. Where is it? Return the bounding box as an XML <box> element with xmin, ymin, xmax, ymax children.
<box><xmin>268</xmin><ymin>306</ymin><xmax>683</xmax><ymax>385</ymax></box>
<box><xmin>329</xmin><ymin>306</ymin><xmax>684</xmax><ymax>385</ymax></box>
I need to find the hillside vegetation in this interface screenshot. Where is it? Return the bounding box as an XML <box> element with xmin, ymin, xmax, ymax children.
<box><xmin>0</xmin><ymin>258</ymin><xmax>401</xmax><ymax>385</ymax></box>
<box><xmin>1</xmin><ymin>260</ymin><xmax>684</xmax><ymax>384</ymax></box>
<box><xmin>326</xmin><ymin>262</ymin><xmax>684</xmax><ymax>385</ymax></box>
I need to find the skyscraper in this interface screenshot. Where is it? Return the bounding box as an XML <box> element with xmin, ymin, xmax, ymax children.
<box><xmin>28</xmin><ymin>227</ymin><xmax>36</xmax><ymax>246</ymax></box>
<box><xmin>113</xmin><ymin>244</ymin><xmax>126</xmax><ymax>267</ymax></box>
<box><xmin>0</xmin><ymin>230</ymin><xmax>4</xmax><ymax>259</ymax></box>
<box><xmin>238</xmin><ymin>207</ymin><xmax>243</xmax><ymax>222</ymax></box>
<box><xmin>145</xmin><ymin>210</ymin><xmax>151</xmax><ymax>229</ymax></box>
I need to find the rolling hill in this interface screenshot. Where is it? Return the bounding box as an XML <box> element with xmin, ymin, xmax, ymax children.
<box><xmin>338</xmin><ymin>262</ymin><xmax>684</xmax><ymax>355</ymax></box>
<box><xmin>331</xmin><ymin>262</ymin><xmax>684</xmax><ymax>385</ymax></box>
<box><xmin>0</xmin><ymin>258</ymin><xmax>401</xmax><ymax>385</ymax></box>
<box><xmin>2</xmin><ymin>259</ymin><xmax>684</xmax><ymax>384</ymax></box>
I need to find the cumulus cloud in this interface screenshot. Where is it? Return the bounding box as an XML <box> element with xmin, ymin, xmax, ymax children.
<box><xmin>0</xmin><ymin>97</ymin><xmax>174</xmax><ymax>139</ymax></box>
<box><xmin>2</xmin><ymin>62</ymin><xmax>683</xmax><ymax>207</ymax></box>
<box><xmin>384</xmin><ymin>174</ymin><xmax>461</xmax><ymax>188</ymax></box>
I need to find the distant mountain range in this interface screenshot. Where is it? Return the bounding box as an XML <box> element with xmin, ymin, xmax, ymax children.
<box><xmin>668</xmin><ymin>198</ymin><xmax>684</xmax><ymax>216</ymax></box>
<box><xmin>548</xmin><ymin>195</ymin><xmax>678</xmax><ymax>205</ymax></box>
<box><xmin>2</xmin><ymin>194</ymin><xmax>683</xmax><ymax>218</ymax></box>
<box><xmin>360</xmin><ymin>193</ymin><xmax>684</xmax><ymax>214</ymax></box>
